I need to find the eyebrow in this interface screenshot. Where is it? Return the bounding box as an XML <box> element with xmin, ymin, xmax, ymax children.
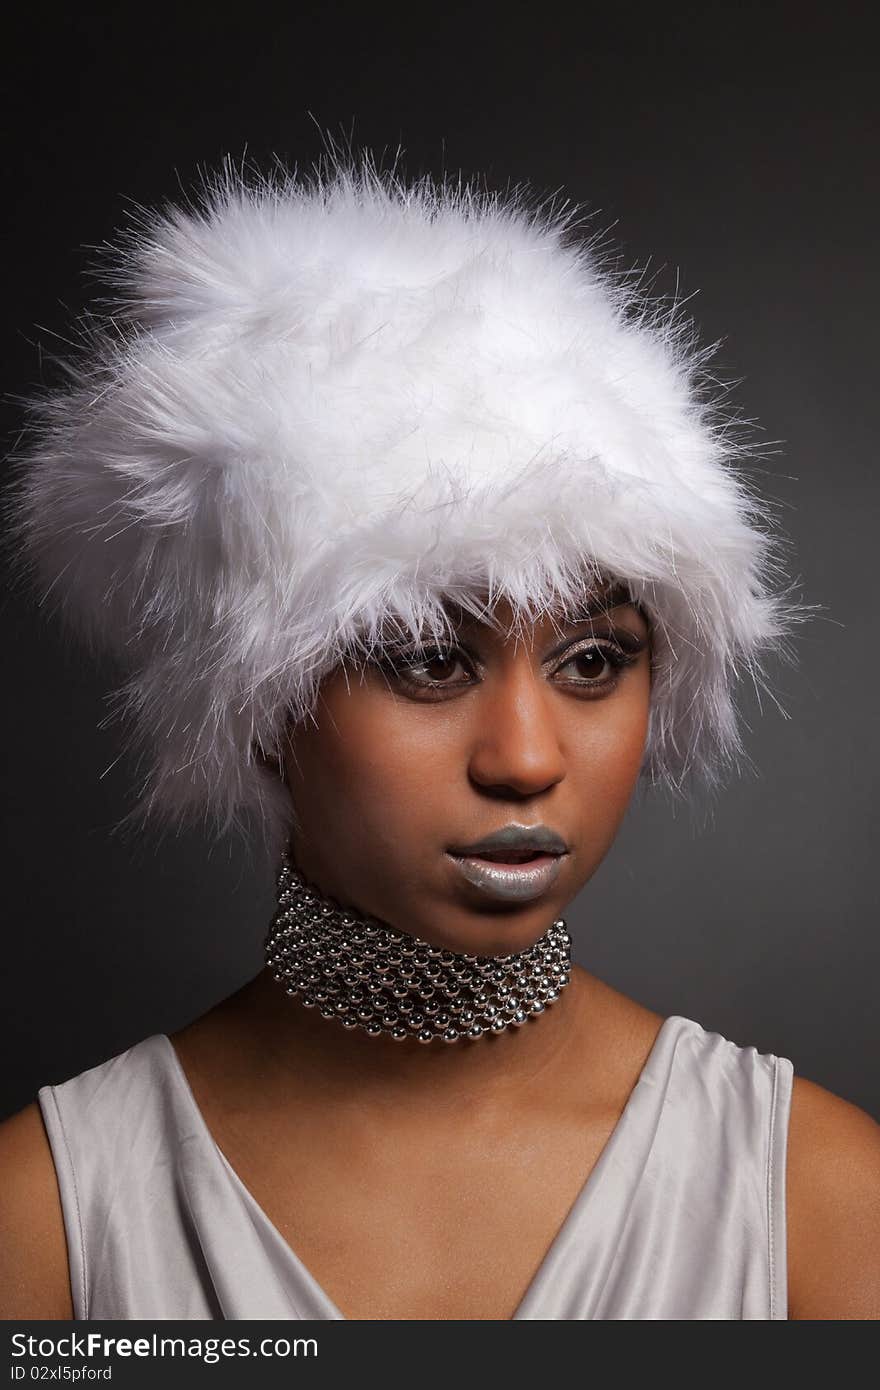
<box><xmin>365</xmin><ymin>584</ymin><xmax>646</xmax><ymax>660</ymax></box>
<box><xmin>562</xmin><ymin>582</ymin><xmax>638</xmax><ymax>623</ymax></box>
<box><xmin>441</xmin><ymin>582</ymin><xmax>639</xmax><ymax>629</ymax></box>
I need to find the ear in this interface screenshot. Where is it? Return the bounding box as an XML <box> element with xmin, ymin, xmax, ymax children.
<box><xmin>252</xmin><ymin>740</ymin><xmax>284</xmax><ymax>775</ymax></box>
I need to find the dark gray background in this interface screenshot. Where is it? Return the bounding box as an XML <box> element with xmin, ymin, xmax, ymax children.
<box><xmin>2</xmin><ymin>4</ymin><xmax>876</xmax><ymax>1120</ymax></box>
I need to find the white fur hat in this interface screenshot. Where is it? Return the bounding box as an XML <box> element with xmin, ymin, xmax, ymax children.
<box><xmin>7</xmin><ymin>151</ymin><xmax>804</xmax><ymax>860</ymax></box>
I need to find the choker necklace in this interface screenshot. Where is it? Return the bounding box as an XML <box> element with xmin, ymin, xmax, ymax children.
<box><xmin>264</xmin><ymin>850</ymin><xmax>572</xmax><ymax>1044</ymax></box>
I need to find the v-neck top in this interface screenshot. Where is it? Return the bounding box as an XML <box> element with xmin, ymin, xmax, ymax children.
<box><xmin>37</xmin><ymin>1014</ymin><xmax>794</xmax><ymax>1320</ymax></box>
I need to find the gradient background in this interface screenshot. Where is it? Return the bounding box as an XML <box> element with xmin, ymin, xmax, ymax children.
<box><xmin>2</xmin><ymin>4</ymin><xmax>876</xmax><ymax>1120</ymax></box>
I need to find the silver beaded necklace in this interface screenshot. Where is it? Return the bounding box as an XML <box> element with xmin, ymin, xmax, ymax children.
<box><xmin>264</xmin><ymin>850</ymin><xmax>572</xmax><ymax>1044</ymax></box>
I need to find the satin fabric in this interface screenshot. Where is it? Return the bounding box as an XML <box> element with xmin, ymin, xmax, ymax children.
<box><xmin>38</xmin><ymin>1013</ymin><xmax>793</xmax><ymax>1320</ymax></box>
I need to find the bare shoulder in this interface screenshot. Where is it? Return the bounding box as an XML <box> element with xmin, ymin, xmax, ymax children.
<box><xmin>786</xmin><ymin>1072</ymin><xmax>880</xmax><ymax>1320</ymax></box>
<box><xmin>570</xmin><ymin>968</ymin><xmax>666</xmax><ymax>1088</ymax></box>
<box><xmin>0</xmin><ymin>1100</ymin><xmax>74</xmax><ymax>1319</ymax></box>
<box><xmin>575</xmin><ymin>969</ymin><xmax>665</xmax><ymax>1041</ymax></box>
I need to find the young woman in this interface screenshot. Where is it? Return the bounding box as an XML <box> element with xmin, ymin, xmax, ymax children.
<box><xmin>1</xmin><ymin>151</ymin><xmax>878</xmax><ymax>1321</ymax></box>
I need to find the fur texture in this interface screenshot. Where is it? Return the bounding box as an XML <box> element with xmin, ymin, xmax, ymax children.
<box><xmin>6</xmin><ymin>150</ymin><xmax>806</xmax><ymax>861</ymax></box>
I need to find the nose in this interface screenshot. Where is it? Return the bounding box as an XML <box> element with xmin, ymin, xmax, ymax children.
<box><xmin>466</xmin><ymin>662</ymin><xmax>566</xmax><ymax>799</ymax></box>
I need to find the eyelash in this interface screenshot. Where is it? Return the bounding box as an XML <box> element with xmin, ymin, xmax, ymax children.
<box><xmin>376</xmin><ymin>639</ymin><xmax>642</xmax><ymax>698</ymax></box>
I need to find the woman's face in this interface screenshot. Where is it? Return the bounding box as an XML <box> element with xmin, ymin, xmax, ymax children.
<box><xmin>281</xmin><ymin>585</ymin><xmax>652</xmax><ymax>958</ymax></box>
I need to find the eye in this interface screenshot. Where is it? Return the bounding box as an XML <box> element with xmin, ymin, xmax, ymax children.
<box><xmin>377</xmin><ymin>636</ymin><xmax>643</xmax><ymax>699</ymax></box>
<box><xmin>552</xmin><ymin>639</ymin><xmax>641</xmax><ymax>691</ymax></box>
<box><xmin>379</xmin><ymin>646</ymin><xmax>473</xmax><ymax>693</ymax></box>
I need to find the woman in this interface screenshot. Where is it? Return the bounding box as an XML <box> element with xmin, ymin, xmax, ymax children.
<box><xmin>1</xmin><ymin>151</ymin><xmax>878</xmax><ymax>1321</ymax></box>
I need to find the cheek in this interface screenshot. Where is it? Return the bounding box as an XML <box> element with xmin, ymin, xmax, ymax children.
<box><xmin>594</xmin><ymin>695</ymin><xmax>650</xmax><ymax>780</ymax></box>
<box><xmin>567</xmin><ymin>669</ymin><xmax>652</xmax><ymax>822</ymax></box>
<box><xmin>580</xmin><ymin>724</ymin><xmax>646</xmax><ymax>807</ymax></box>
<box><xmin>285</xmin><ymin>689</ymin><xmax>441</xmax><ymax>855</ymax></box>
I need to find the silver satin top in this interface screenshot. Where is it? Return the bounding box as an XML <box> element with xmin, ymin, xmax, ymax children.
<box><xmin>37</xmin><ymin>1013</ymin><xmax>794</xmax><ymax>1320</ymax></box>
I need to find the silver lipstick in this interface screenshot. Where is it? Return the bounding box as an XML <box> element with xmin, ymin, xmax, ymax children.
<box><xmin>445</xmin><ymin>823</ymin><xmax>569</xmax><ymax>903</ymax></box>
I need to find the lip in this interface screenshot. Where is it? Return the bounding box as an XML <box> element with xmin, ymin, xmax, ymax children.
<box><xmin>445</xmin><ymin>850</ymin><xmax>566</xmax><ymax>903</ymax></box>
<box><xmin>448</xmin><ymin>823</ymin><xmax>570</xmax><ymax>857</ymax></box>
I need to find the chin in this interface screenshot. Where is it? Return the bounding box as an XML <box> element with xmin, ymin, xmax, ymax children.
<box><xmin>420</xmin><ymin>912</ymin><xmax>559</xmax><ymax>961</ymax></box>
<box><xmin>475</xmin><ymin>932</ymin><xmax>549</xmax><ymax>959</ymax></box>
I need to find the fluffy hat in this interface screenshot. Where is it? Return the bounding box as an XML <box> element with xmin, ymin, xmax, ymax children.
<box><xmin>6</xmin><ymin>150</ymin><xmax>805</xmax><ymax>861</ymax></box>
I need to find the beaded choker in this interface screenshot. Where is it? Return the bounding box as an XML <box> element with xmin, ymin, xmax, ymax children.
<box><xmin>264</xmin><ymin>850</ymin><xmax>572</xmax><ymax>1044</ymax></box>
